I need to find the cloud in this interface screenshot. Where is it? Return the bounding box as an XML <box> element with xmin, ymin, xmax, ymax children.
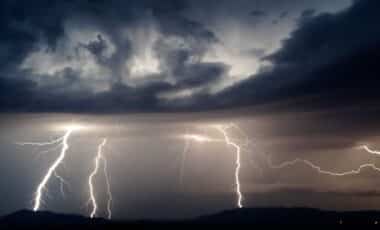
<box><xmin>213</xmin><ymin>0</ymin><xmax>380</xmax><ymax>110</ymax></box>
<box><xmin>246</xmin><ymin>48</ymin><xmax>267</xmax><ymax>58</ymax></box>
<box><xmin>0</xmin><ymin>0</ymin><xmax>377</xmax><ymax>115</ymax></box>
<box><xmin>250</xmin><ymin>10</ymin><xmax>267</xmax><ymax>17</ymax></box>
<box><xmin>279</xmin><ymin>11</ymin><xmax>289</xmax><ymax>19</ymax></box>
<box><xmin>0</xmin><ymin>0</ymin><xmax>231</xmax><ymax>112</ymax></box>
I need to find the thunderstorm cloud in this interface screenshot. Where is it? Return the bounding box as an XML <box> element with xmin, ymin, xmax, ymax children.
<box><xmin>0</xmin><ymin>0</ymin><xmax>368</xmax><ymax>114</ymax></box>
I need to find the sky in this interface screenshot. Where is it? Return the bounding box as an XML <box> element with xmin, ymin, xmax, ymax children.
<box><xmin>1</xmin><ymin>0</ymin><xmax>380</xmax><ymax>220</ymax></box>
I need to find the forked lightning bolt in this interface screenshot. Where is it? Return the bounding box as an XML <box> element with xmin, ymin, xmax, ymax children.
<box><xmin>268</xmin><ymin>157</ymin><xmax>380</xmax><ymax>176</ymax></box>
<box><xmin>88</xmin><ymin>138</ymin><xmax>113</xmax><ymax>219</ymax></box>
<box><xmin>17</xmin><ymin>128</ymin><xmax>74</xmax><ymax>211</ymax></box>
<box><xmin>268</xmin><ymin>145</ymin><xmax>380</xmax><ymax>176</ymax></box>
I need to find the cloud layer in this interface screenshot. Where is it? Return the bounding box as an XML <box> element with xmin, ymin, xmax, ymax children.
<box><xmin>1</xmin><ymin>0</ymin><xmax>377</xmax><ymax>114</ymax></box>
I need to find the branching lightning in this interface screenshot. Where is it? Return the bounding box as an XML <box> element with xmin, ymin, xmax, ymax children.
<box><xmin>53</xmin><ymin>171</ymin><xmax>70</xmax><ymax>198</ymax></box>
<box><xmin>18</xmin><ymin>123</ymin><xmax>114</xmax><ymax>217</ymax></box>
<box><xmin>16</xmin><ymin>137</ymin><xmax>64</xmax><ymax>147</ymax></box>
<box><xmin>268</xmin><ymin>144</ymin><xmax>380</xmax><ymax>177</ymax></box>
<box><xmin>88</xmin><ymin>138</ymin><xmax>113</xmax><ymax>219</ymax></box>
<box><xmin>268</xmin><ymin>157</ymin><xmax>380</xmax><ymax>176</ymax></box>
<box><xmin>17</xmin><ymin>128</ymin><xmax>74</xmax><ymax>211</ymax></box>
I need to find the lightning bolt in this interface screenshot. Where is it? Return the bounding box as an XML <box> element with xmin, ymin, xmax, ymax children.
<box><xmin>17</xmin><ymin>128</ymin><xmax>73</xmax><ymax>211</ymax></box>
<box><xmin>16</xmin><ymin>136</ymin><xmax>65</xmax><ymax>147</ymax></box>
<box><xmin>88</xmin><ymin>139</ymin><xmax>105</xmax><ymax>218</ymax></box>
<box><xmin>359</xmin><ymin>145</ymin><xmax>380</xmax><ymax>155</ymax></box>
<box><xmin>268</xmin><ymin>157</ymin><xmax>380</xmax><ymax>176</ymax></box>
<box><xmin>88</xmin><ymin>138</ymin><xmax>113</xmax><ymax>219</ymax></box>
<box><xmin>53</xmin><ymin>171</ymin><xmax>70</xmax><ymax>198</ymax></box>
<box><xmin>268</xmin><ymin>144</ymin><xmax>380</xmax><ymax>176</ymax></box>
<box><xmin>103</xmin><ymin>156</ymin><xmax>113</xmax><ymax>220</ymax></box>
<box><xmin>216</xmin><ymin>126</ymin><xmax>243</xmax><ymax>209</ymax></box>
<box><xmin>183</xmin><ymin>124</ymin><xmax>246</xmax><ymax>209</ymax></box>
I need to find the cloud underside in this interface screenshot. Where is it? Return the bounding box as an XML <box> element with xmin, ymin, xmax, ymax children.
<box><xmin>0</xmin><ymin>0</ymin><xmax>379</xmax><ymax>114</ymax></box>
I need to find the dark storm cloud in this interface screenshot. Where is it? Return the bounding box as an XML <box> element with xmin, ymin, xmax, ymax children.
<box><xmin>154</xmin><ymin>35</ymin><xmax>227</xmax><ymax>89</ymax></box>
<box><xmin>272</xmin><ymin>11</ymin><xmax>289</xmax><ymax>25</ymax></box>
<box><xmin>299</xmin><ymin>9</ymin><xmax>317</xmax><ymax>19</ymax></box>
<box><xmin>0</xmin><ymin>0</ymin><xmax>229</xmax><ymax>113</ymax></box>
<box><xmin>174</xmin><ymin>63</ymin><xmax>228</xmax><ymax>88</ymax></box>
<box><xmin>246</xmin><ymin>48</ymin><xmax>267</xmax><ymax>58</ymax></box>
<box><xmin>80</xmin><ymin>34</ymin><xmax>110</xmax><ymax>63</ymax></box>
<box><xmin>0</xmin><ymin>0</ymin><xmax>65</xmax><ymax>70</ymax></box>
<box><xmin>0</xmin><ymin>0</ymin><xmax>377</xmax><ymax>114</ymax></box>
<box><xmin>250</xmin><ymin>10</ymin><xmax>267</xmax><ymax>17</ymax></box>
<box><xmin>279</xmin><ymin>11</ymin><xmax>289</xmax><ymax>19</ymax></box>
<box><xmin>213</xmin><ymin>0</ymin><xmax>380</xmax><ymax>110</ymax></box>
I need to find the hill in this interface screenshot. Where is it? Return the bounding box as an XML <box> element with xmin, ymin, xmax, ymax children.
<box><xmin>2</xmin><ymin>207</ymin><xmax>380</xmax><ymax>228</ymax></box>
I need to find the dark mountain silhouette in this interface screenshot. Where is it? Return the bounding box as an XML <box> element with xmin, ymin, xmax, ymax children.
<box><xmin>2</xmin><ymin>207</ymin><xmax>380</xmax><ymax>228</ymax></box>
<box><xmin>0</xmin><ymin>209</ymin><xmax>108</xmax><ymax>225</ymax></box>
<box><xmin>197</xmin><ymin>207</ymin><xmax>380</xmax><ymax>225</ymax></box>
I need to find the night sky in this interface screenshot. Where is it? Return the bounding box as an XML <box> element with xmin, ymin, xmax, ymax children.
<box><xmin>1</xmin><ymin>0</ymin><xmax>380</xmax><ymax>220</ymax></box>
